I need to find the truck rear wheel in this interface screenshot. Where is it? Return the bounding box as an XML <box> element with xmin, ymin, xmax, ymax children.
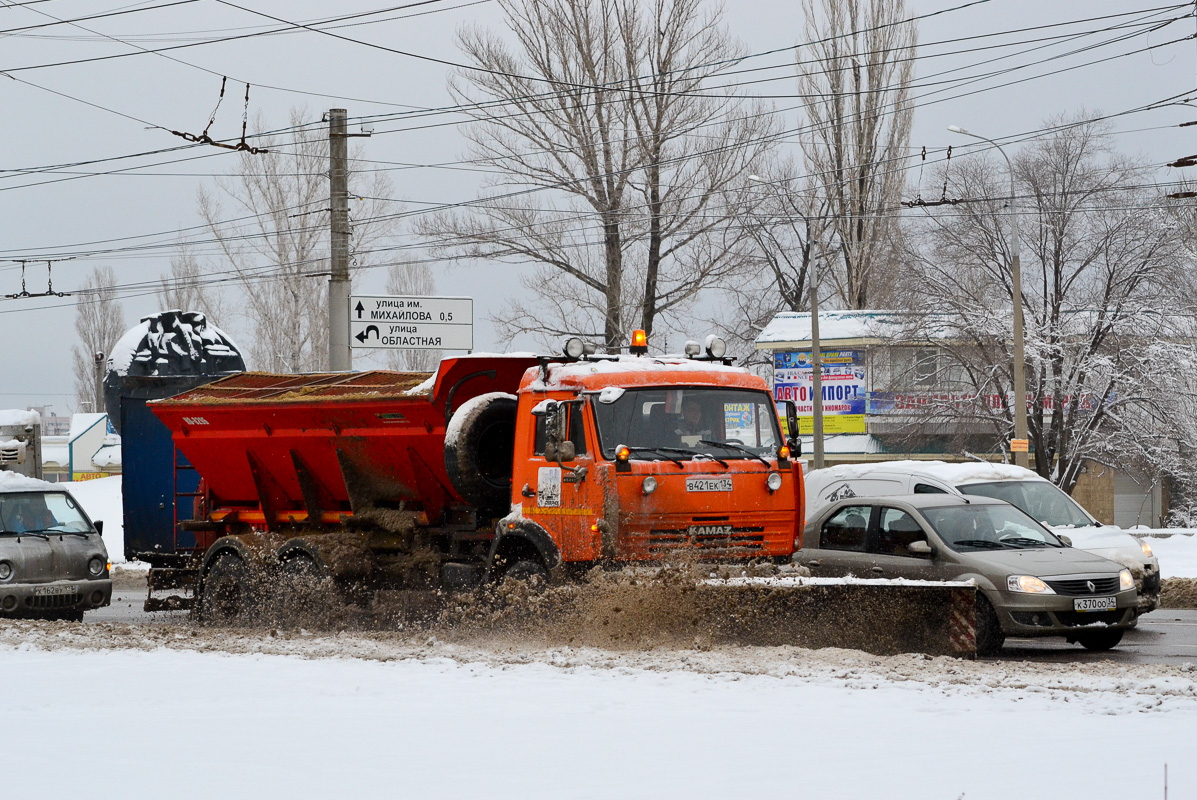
<box><xmin>503</xmin><ymin>559</ymin><xmax>549</xmax><ymax>588</ymax></box>
<box><xmin>201</xmin><ymin>552</ymin><xmax>256</xmax><ymax>624</ymax></box>
<box><xmin>444</xmin><ymin>393</ymin><xmax>518</xmax><ymax>516</ymax></box>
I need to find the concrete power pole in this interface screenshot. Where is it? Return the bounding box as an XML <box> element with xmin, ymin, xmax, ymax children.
<box><xmin>328</xmin><ymin>108</ymin><xmax>352</xmax><ymax>371</ymax></box>
<box><xmin>93</xmin><ymin>352</ymin><xmax>105</xmax><ymax>416</ymax></box>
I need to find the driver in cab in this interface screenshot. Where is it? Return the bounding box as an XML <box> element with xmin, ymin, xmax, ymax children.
<box><xmin>674</xmin><ymin>398</ymin><xmax>711</xmax><ymax>447</ymax></box>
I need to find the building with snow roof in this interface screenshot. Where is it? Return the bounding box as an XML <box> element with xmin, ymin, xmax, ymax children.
<box><xmin>755</xmin><ymin>310</ymin><xmax>1165</xmax><ymax>527</ymax></box>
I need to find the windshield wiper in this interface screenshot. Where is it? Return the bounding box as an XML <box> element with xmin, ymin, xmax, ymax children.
<box><xmin>659</xmin><ymin>446</ymin><xmax>727</xmax><ymax>468</ymax></box>
<box><xmin>3</xmin><ymin>530</ymin><xmax>49</xmax><ymax>540</ymax></box>
<box><xmin>699</xmin><ymin>439</ymin><xmax>769</xmax><ymax>466</ymax></box>
<box><xmin>998</xmin><ymin>536</ymin><xmax>1059</xmax><ymax>549</ymax></box>
<box><xmin>951</xmin><ymin>538</ymin><xmax>1005</xmax><ymax>550</ymax></box>
<box><xmin>623</xmin><ymin>446</ymin><xmax>685</xmax><ymax>468</ymax></box>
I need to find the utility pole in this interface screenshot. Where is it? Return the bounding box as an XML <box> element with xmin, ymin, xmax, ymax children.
<box><xmin>328</xmin><ymin>108</ymin><xmax>352</xmax><ymax>371</ymax></box>
<box><xmin>809</xmin><ymin>248</ymin><xmax>825</xmax><ymax>470</ymax></box>
<box><xmin>948</xmin><ymin>125</ymin><xmax>1029</xmax><ymax>468</ymax></box>
<box><xmin>93</xmin><ymin>352</ymin><xmax>105</xmax><ymax>416</ymax></box>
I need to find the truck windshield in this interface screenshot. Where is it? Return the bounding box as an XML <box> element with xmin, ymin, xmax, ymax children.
<box><xmin>921</xmin><ymin>504</ymin><xmax>1066</xmax><ymax>551</ymax></box>
<box><xmin>591</xmin><ymin>387</ymin><xmax>781</xmax><ymax>461</ymax></box>
<box><xmin>0</xmin><ymin>491</ymin><xmax>93</xmax><ymax>535</ymax></box>
<box><xmin>958</xmin><ymin>480</ymin><xmax>1094</xmax><ymax>528</ymax></box>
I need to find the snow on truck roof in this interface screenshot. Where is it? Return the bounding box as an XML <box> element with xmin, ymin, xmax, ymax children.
<box><xmin>529</xmin><ymin>355</ymin><xmax>755</xmax><ymax>392</ymax></box>
<box><xmin>0</xmin><ymin>409</ymin><xmax>40</xmax><ymax>428</ymax></box>
<box><xmin>0</xmin><ymin>470</ymin><xmax>61</xmax><ymax>493</ymax></box>
<box><xmin>812</xmin><ymin>460</ymin><xmax>1047</xmax><ymax>486</ymax></box>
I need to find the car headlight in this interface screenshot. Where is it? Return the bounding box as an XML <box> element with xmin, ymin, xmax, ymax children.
<box><xmin>1119</xmin><ymin>569</ymin><xmax>1134</xmax><ymax>591</ymax></box>
<box><xmin>1139</xmin><ymin>540</ymin><xmax>1153</xmax><ymax>558</ymax></box>
<box><xmin>0</xmin><ymin>562</ymin><xmax>11</xmax><ymax>581</ymax></box>
<box><xmin>1007</xmin><ymin>575</ymin><xmax>1054</xmax><ymax>594</ymax></box>
<box><xmin>642</xmin><ymin>476</ymin><xmax>657</xmax><ymax>495</ymax></box>
<box><xmin>88</xmin><ymin>557</ymin><xmax>105</xmax><ymax>577</ymax></box>
<box><xmin>767</xmin><ymin>472</ymin><xmax>783</xmax><ymax>492</ymax></box>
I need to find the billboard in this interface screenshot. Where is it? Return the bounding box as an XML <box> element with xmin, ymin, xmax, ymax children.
<box><xmin>773</xmin><ymin>351</ymin><xmax>866</xmax><ymax>434</ymax></box>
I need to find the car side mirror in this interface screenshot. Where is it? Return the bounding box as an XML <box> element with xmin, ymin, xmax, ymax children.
<box><xmin>907</xmin><ymin>540</ymin><xmax>933</xmax><ymax>557</ymax></box>
<box><xmin>1057</xmin><ymin>534</ymin><xmax>1072</xmax><ymax>547</ymax></box>
<box><xmin>94</xmin><ymin>520</ymin><xmax>104</xmax><ymax>536</ymax></box>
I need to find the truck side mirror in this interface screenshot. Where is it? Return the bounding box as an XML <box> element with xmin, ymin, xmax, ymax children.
<box><xmin>557</xmin><ymin>441</ymin><xmax>576</xmax><ymax>462</ymax></box>
<box><xmin>783</xmin><ymin>400</ymin><xmax>800</xmax><ymax>454</ymax></box>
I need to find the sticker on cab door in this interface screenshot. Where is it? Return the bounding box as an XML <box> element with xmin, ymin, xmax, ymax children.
<box><xmin>537</xmin><ymin>467</ymin><xmax>562</xmax><ymax>507</ymax></box>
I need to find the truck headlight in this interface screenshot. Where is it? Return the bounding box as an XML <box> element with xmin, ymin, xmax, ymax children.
<box><xmin>1007</xmin><ymin>575</ymin><xmax>1054</xmax><ymax>594</ymax></box>
<box><xmin>88</xmin><ymin>557</ymin><xmax>105</xmax><ymax>577</ymax></box>
<box><xmin>766</xmin><ymin>473</ymin><xmax>783</xmax><ymax>492</ymax></box>
<box><xmin>1119</xmin><ymin>569</ymin><xmax>1134</xmax><ymax>591</ymax></box>
<box><xmin>0</xmin><ymin>562</ymin><xmax>11</xmax><ymax>581</ymax></box>
<box><xmin>642</xmin><ymin>476</ymin><xmax>657</xmax><ymax>495</ymax></box>
<box><xmin>1139</xmin><ymin>540</ymin><xmax>1153</xmax><ymax>558</ymax></box>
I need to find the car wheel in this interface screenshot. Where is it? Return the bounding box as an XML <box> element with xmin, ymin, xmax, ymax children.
<box><xmin>1076</xmin><ymin>629</ymin><xmax>1123</xmax><ymax>651</ymax></box>
<box><xmin>975</xmin><ymin>594</ymin><xmax>1005</xmax><ymax>656</ymax></box>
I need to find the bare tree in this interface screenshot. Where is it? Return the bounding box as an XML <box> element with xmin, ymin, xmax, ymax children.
<box><xmin>197</xmin><ymin>108</ymin><xmax>400</xmax><ymax>373</ymax></box>
<box><xmin>421</xmin><ymin>0</ymin><xmax>774</xmax><ymax>351</ymax></box>
<box><xmin>796</xmin><ymin>0</ymin><xmax>915</xmax><ymax>309</ymax></box>
<box><xmin>899</xmin><ymin>115</ymin><xmax>1186</xmax><ymax>492</ymax></box>
<box><xmin>156</xmin><ymin>238</ymin><xmax>227</xmax><ymax>324</ymax></box>
<box><xmin>72</xmin><ymin>265</ymin><xmax>125</xmax><ymax>411</ymax></box>
<box><xmin>383</xmin><ymin>260</ymin><xmax>442</xmax><ymax>372</ymax></box>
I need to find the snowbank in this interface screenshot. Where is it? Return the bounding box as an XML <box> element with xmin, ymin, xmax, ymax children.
<box><xmin>0</xmin><ymin>638</ymin><xmax>1194</xmax><ymax>799</ymax></box>
<box><xmin>1139</xmin><ymin>533</ymin><xmax>1197</xmax><ymax>579</ymax></box>
<box><xmin>63</xmin><ymin>475</ymin><xmax>123</xmax><ymax>561</ymax></box>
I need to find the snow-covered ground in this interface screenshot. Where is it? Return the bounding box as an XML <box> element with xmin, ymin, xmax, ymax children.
<box><xmin>63</xmin><ymin>475</ymin><xmax>124</xmax><ymax>560</ymax></box>
<box><xmin>0</xmin><ymin>622</ymin><xmax>1194</xmax><ymax>799</ymax></box>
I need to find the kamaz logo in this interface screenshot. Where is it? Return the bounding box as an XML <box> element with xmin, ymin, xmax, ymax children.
<box><xmin>689</xmin><ymin>525</ymin><xmax>734</xmax><ymax>537</ymax></box>
<box><xmin>182</xmin><ymin>417</ymin><xmax>210</xmax><ymax>426</ymax></box>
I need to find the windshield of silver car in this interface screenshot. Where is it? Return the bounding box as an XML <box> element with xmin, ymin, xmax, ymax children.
<box><xmin>920</xmin><ymin>504</ymin><xmax>1066</xmax><ymax>551</ymax></box>
<box><xmin>0</xmin><ymin>492</ymin><xmax>93</xmax><ymax>535</ymax></box>
<box><xmin>957</xmin><ymin>480</ymin><xmax>1093</xmax><ymax>528</ymax></box>
<box><xmin>591</xmin><ymin>387</ymin><xmax>781</xmax><ymax>461</ymax></box>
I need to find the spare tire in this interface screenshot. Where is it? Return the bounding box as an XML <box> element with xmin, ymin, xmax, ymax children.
<box><xmin>444</xmin><ymin>392</ymin><xmax>518</xmax><ymax>517</ymax></box>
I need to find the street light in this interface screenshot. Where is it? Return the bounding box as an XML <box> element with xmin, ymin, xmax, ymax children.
<box><xmin>947</xmin><ymin>125</ymin><xmax>1029</xmax><ymax>468</ymax></box>
<box><xmin>749</xmin><ymin>174</ymin><xmax>826</xmax><ymax>470</ymax></box>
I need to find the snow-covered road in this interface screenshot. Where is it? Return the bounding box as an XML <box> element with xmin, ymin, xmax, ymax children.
<box><xmin>1</xmin><ymin>622</ymin><xmax>1194</xmax><ymax>799</ymax></box>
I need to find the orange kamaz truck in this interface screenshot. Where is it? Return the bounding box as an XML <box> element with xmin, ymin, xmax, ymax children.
<box><xmin>143</xmin><ymin>333</ymin><xmax>804</xmax><ymax>617</ymax></box>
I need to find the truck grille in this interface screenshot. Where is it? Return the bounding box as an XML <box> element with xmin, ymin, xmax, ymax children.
<box><xmin>1044</xmin><ymin>577</ymin><xmax>1120</xmax><ymax>596</ymax></box>
<box><xmin>646</xmin><ymin>528</ymin><xmax>765</xmax><ymax>553</ymax></box>
<box><xmin>26</xmin><ymin>593</ymin><xmax>80</xmax><ymax>610</ymax></box>
<box><xmin>0</xmin><ymin>446</ymin><xmax>20</xmax><ymax>463</ymax></box>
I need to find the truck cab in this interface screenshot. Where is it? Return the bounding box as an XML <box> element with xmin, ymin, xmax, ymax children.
<box><xmin>496</xmin><ymin>343</ymin><xmax>803</xmax><ymax>574</ymax></box>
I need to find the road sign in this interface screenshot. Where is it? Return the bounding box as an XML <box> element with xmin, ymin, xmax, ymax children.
<box><xmin>349</xmin><ymin>295</ymin><xmax>473</xmax><ymax>350</ymax></box>
<box><xmin>1009</xmin><ymin>438</ymin><xmax>1029</xmax><ymax>453</ymax></box>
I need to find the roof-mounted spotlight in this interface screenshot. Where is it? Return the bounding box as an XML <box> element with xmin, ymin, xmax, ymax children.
<box><xmin>630</xmin><ymin>329</ymin><xmax>648</xmax><ymax>355</ymax></box>
<box><xmin>561</xmin><ymin>336</ymin><xmax>586</xmax><ymax>359</ymax></box>
<box><xmin>705</xmin><ymin>334</ymin><xmax>727</xmax><ymax>359</ymax></box>
<box><xmin>683</xmin><ymin>340</ymin><xmax>701</xmax><ymax>358</ymax></box>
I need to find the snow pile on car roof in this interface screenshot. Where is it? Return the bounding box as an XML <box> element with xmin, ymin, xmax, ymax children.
<box><xmin>817</xmin><ymin>459</ymin><xmax>1044</xmax><ymax>485</ymax></box>
<box><xmin>533</xmin><ymin>356</ymin><xmax>747</xmax><ymax>390</ymax></box>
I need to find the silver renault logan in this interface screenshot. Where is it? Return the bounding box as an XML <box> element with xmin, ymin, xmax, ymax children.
<box><xmin>0</xmin><ymin>475</ymin><xmax>112</xmax><ymax>621</ymax></box>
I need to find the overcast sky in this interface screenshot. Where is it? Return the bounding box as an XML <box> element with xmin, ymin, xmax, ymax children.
<box><xmin>1</xmin><ymin>0</ymin><xmax>1193</xmax><ymax>415</ymax></box>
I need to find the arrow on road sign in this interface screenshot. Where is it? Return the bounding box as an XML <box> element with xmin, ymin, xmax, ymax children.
<box><xmin>355</xmin><ymin>301</ymin><xmax>364</xmax><ymax>319</ymax></box>
<box><xmin>354</xmin><ymin>324</ymin><xmax>379</xmax><ymax>343</ymax></box>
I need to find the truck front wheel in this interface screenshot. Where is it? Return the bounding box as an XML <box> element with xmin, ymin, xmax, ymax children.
<box><xmin>201</xmin><ymin>553</ymin><xmax>256</xmax><ymax>624</ymax></box>
<box><xmin>503</xmin><ymin>559</ymin><xmax>549</xmax><ymax>588</ymax></box>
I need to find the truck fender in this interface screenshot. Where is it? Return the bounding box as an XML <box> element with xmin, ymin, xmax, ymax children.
<box><xmin>485</xmin><ymin>520</ymin><xmax>562</xmax><ymax>580</ymax></box>
<box><xmin>276</xmin><ymin>538</ymin><xmax>328</xmax><ymax>576</ymax></box>
<box><xmin>196</xmin><ymin>536</ymin><xmax>255</xmax><ymax>597</ymax></box>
